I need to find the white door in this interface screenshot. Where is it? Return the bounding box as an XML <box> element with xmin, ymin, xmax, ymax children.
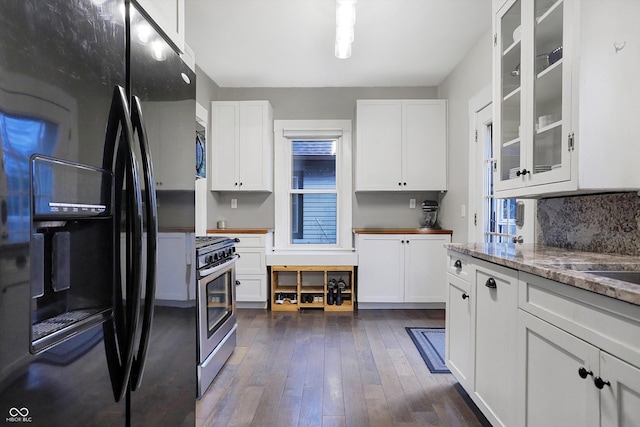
<box><xmin>600</xmin><ymin>351</ymin><xmax>640</xmax><ymax>427</ymax></box>
<box><xmin>404</xmin><ymin>235</ymin><xmax>449</xmax><ymax>302</ymax></box>
<box><xmin>474</xmin><ymin>262</ymin><xmax>519</xmax><ymax>427</ymax></box>
<box><xmin>357</xmin><ymin>235</ymin><xmax>404</xmax><ymax>302</ymax></box>
<box><xmin>518</xmin><ymin>310</ymin><xmax>600</xmax><ymax>427</ymax></box>
<box><xmin>238</xmin><ymin>101</ymin><xmax>267</xmax><ymax>190</ymax></box>
<box><xmin>211</xmin><ymin>102</ymin><xmax>238</xmax><ymax>190</ymax></box>
<box><xmin>446</xmin><ymin>273</ymin><xmax>473</xmax><ymax>390</ymax></box>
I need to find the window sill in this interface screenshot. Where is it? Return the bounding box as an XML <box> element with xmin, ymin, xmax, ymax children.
<box><xmin>266</xmin><ymin>250</ymin><xmax>357</xmax><ymax>266</ymax></box>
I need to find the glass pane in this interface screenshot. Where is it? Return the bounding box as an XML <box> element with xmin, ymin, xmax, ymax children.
<box><xmin>290</xmin><ymin>193</ymin><xmax>337</xmax><ymax>245</ymax></box>
<box><xmin>291</xmin><ymin>141</ymin><xmax>336</xmax><ymax>190</ymax></box>
<box><xmin>499</xmin><ymin>0</ymin><xmax>522</xmax><ymax>182</ymax></box>
<box><xmin>533</xmin><ymin>0</ymin><xmax>563</xmax><ymax>174</ymax></box>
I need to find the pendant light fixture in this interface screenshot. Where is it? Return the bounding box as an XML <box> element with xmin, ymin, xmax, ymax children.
<box><xmin>335</xmin><ymin>0</ymin><xmax>357</xmax><ymax>59</ymax></box>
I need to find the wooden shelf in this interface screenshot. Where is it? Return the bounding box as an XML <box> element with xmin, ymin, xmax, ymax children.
<box><xmin>270</xmin><ymin>265</ymin><xmax>355</xmax><ymax>312</ymax></box>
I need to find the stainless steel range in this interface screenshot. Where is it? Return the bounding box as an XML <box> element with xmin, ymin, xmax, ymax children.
<box><xmin>195</xmin><ymin>236</ymin><xmax>238</xmax><ymax>397</ymax></box>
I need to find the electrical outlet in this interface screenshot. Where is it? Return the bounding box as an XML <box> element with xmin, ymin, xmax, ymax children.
<box><xmin>231</xmin><ymin>198</ymin><xmax>237</xmax><ymax>209</ymax></box>
<box><xmin>461</xmin><ymin>204</ymin><xmax>466</xmax><ymax>218</ymax></box>
<box><xmin>409</xmin><ymin>199</ymin><xmax>416</xmax><ymax>209</ymax></box>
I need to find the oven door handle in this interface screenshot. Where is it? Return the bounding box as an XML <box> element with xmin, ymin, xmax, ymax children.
<box><xmin>198</xmin><ymin>255</ymin><xmax>239</xmax><ymax>278</ymax></box>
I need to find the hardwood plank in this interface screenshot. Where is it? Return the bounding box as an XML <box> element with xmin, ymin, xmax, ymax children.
<box><xmin>196</xmin><ymin>309</ymin><xmax>486</xmax><ymax>427</ymax></box>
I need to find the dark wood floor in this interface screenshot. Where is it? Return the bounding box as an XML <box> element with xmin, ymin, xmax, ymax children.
<box><xmin>196</xmin><ymin>309</ymin><xmax>486</xmax><ymax>427</ymax></box>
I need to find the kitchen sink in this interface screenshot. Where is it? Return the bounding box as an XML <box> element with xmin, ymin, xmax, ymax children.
<box><xmin>584</xmin><ymin>270</ymin><xmax>640</xmax><ymax>285</ymax></box>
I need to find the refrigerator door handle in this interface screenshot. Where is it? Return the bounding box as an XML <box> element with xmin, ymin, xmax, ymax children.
<box><xmin>102</xmin><ymin>85</ymin><xmax>144</xmax><ymax>402</ymax></box>
<box><xmin>129</xmin><ymin>95</ymin><xmax>158</xmax><ymax>391</ymax></box>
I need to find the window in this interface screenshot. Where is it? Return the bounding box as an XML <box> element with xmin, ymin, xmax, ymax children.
<box><xmin>481</xmin><ymin>121</ymin><xmax>517</xmax><ymax>243</ymax></box>
<box><xmin>274</xmin><ymin>120</ymin><xmax>352</xmax><ymax>250</ymax></box>
<box><xmin>0</xmin><ymin>112</ymin><xmax>58</xmax><ymax>242</ymax></box>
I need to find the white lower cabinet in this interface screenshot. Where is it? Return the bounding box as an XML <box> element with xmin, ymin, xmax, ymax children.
<box><xmin>473</xmin><ymin>259</ymin><xmax>519</xmax><ymax>427</ymax></box>
<box><xmin>446</xmin><ymin>252</ymin><xmax>640</xmax><ymax>427</ymax></box>
<box><xmin>357</xmin><ymin>234</ymin><xmax>451</xmax><ymax>304</ymax></box>
<box><xmin>518</xmin><ymin>272</ymin><xmax>640</xmax><ymax>427</ymax></box>
<box><xmin>518</xmin><ymin>310</ymin><xmax>600</xmax><ymax>427</ymax></box>
<box><xmin>156</xmin><ymin>233</ymin><xmax>195</xmax><ymax>301</ymax></box>
<box><xmin>445</xmin><ymin>269</ymin><xmax>473</xmax><ymax>391</ymax></box>
<box><xmin>221</xmin><ymin>233</ymin><xmax>270</xmax><ymax>307</ymax></box>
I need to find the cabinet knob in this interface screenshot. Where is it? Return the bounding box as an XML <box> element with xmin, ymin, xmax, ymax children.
<box><xmin>461</xmin><ymin>293</ymin><xmax>469</xmax><ymax>300</ymax></box>
<box><xmin>578</xmin><ymin>367</ymin><xmax>593</xmax><ymax>379</ymax></box>
<box><xmin>235</xmin><ymin>280</ymin><xmax>241</xmax><ymax>286</ymax></box>
<box><xmin>485</xmin><ymin>277</ymin><xmax>497</xmax><ymax>289</ymax></box>
<box><xmin>239</xmin><ymin>182</ymin><xmax>243</xmax><ymax>186</ymax></box>
<box><xmin>401</xmin><ymin>240</ymin><xmax>405</xmax><ymax>244</ymax></box>
<box><xmin>594</xmin><ymin>377</ymin><xmax>610</xmax><ymax>389</ymax></box>
<box><xmin>454</xmin><ymin>260</ymin><xmax>462</xmax><ymax>269</ymax></box>
<box><xmin>398</xmin><ymin>182</ymin><xmax>402</xmax><ymax>186</ymax></box>
<box><xmin>403</xmin><ymin>182</ymin><xmax>407</xmax><ymax>186</ymax></box>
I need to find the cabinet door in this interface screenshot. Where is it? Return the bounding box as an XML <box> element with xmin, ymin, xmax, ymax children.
<box><xmin>474</xmin><ymin>261</ymin><xmax>519</xmax><ymax>427</ymax></box>
<box><xmin>446</xmin><ymin>273</ymin><xmax>473</xmax><ymax>391</ymax></box>
<box><xmin>600</xmin><ymin>351</ymin><xmax>640</xmax><ymax>427</ymax></box>
<box><xmin>135</xmin><ymin>0</ymin><xmax>184</xmax><ymax>53</ymax></box>
<box><xmin>402</xmin><ymin>100</ymin><xmax>447</xmax><ymax>191</ymax></box>
<box><xmin>526</xmin><ymin>0</ymin><xmax>572</xmax><ymax>188</ymax></box>
<box><xmin>211</xmin><ymin>102</ymin><xmax>239</xmax><ymax>191</ymax></box>
<box><xmin>494</xmin><ymin>0</ymin><xmax>525</xmax><ymax>192</ymax></box>
<box><xmin>156</xmin><ymin>234</ymin><xmax>190</xmax><ymax>301</ymax></box>
<box><xmin>238</xmin><ymin>101</ymin><xmax>273</xmax><ymax>191</ymax></box>
<box><xmin>404</xmin><ymin>235</ymin><xmax>449</xmax><ymax>302</ymax></box>
<box><xmin>355</xmin><ymin>100</ymin><xmax>402</xmax><ymax>191</ymax></box>
<box><xmin>357</xmin><ymin>235</ymin><xmax>404</xmax><ymax>302</ymax></box>
<box><xmin>235</xmin><ymin>275</ymin><xmax>267</xmax><ymax>302</ymax></box>
<box><xmin>518</xmin><ymin>310</ymin><xmax>600</xmax><ymax>427</ymax></box>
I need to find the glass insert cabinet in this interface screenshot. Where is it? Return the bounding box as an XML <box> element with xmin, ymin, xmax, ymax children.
<box><xmin>494</xmin><ymin>0</ymin><xmax>572</xmax><ymax>195</ymax></box>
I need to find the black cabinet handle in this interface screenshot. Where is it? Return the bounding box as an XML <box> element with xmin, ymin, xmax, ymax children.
<box><xmin>578</xmin><ymin>367</ymin><xmax>593</xmax><ymax>379</ymax></box>
<box><xmin>594</xmin><ymin>377</ymin><xmax>610</xmax><ymax>389</ymax></box>
<box><xmin>236</xmin><ymin>280</ymin><xmax>241</xmax><ymax>286</ymax></box>
<box><xmin>485</xmin><ymin>278</ymin><xmax>497</xmax><ymax>289</ymax></box>
<box><xmin>403</xmin><ymin>182</ymin><xmax>407</xmax><ymax>186</ymax></box>
<box><xmin>516</xmin><ymin>168</ymin><xmax>530</xmax><ymax>177</ymax></box>
<box><xmin>462</xmin><ymin>293</ymin><xmax>469</xmax><ymax>300</ymax></box>
<box><xmin>234</xmin><ymin>238</ymin><xmax>240</xmax><ymax>242</ymax></box>
<box><xmin>398</xmin><ymin>182</ymin><xmax>402</xmax><ymax>186</ymax></box>
<box><xmin>454</xmin><ymin>260</ymin><xmax>462</xmax><ymax>269</ymax></box>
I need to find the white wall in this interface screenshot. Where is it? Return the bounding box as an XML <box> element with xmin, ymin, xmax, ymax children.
<box><xmin>207</xmin><ymin>86</ymin><xmax>439</xmax><ymax>231</ymax></box>
<box><xmin>437</xmin><ymin>30</ymin><xmax>493</xmax><ymax>243</ymax></box>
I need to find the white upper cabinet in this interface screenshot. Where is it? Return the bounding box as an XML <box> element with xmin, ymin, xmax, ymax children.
<box><xmin>134</xmin><ymin>0</ymin><xmax>185</xmax><ymax>53</ymax></box>
<box><xmin>210</xmin><ymin>101</ymin><xmax>274</xmax><ymax>192</ymax></box>
<box><xmin>493</xmin><ymin>0</ymin><xmax>640</xmax><ymax>198</ymax></box>
<box><xmin>355</xmin><ymin>99</ymin><xmax>447</xmax><ymax>192</ymax></box>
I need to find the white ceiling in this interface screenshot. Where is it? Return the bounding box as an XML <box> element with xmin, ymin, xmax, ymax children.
<box><xmin>184</xmin><ymin>0</ymin><xmax>493</xmax><ymax>88</ymax></box>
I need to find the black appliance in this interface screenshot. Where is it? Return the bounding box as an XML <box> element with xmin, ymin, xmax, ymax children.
<box><xmin>194</xmin><ymin>236</ymin><xmax>238</xmax><ymax>397</ymax></box>
<box><xmin>0</xmin><ymin>1</ymin><xmax>196</xmax><ymax>426</ymax></box>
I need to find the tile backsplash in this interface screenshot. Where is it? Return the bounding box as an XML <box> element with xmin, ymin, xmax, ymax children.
<box><xmin>537</xmin><ymin>192</ymin><xmax>640</xmax><ymax>256</ymax></box>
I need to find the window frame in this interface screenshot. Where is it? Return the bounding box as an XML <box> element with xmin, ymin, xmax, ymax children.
<box><xmin>273</xmin><ymin>120</ymin><xmax>352</xmax><ymax>251</ymax></box>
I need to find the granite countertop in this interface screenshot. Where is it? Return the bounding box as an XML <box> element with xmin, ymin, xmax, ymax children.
<box><xmin>354</xmin><ymin>228</ymin><xmax>453</xmax><ymax>235</ymax></box>
<box><xmin>446</xmin><ymin>243</ymin><xmax>640</xmax><ymax>307</ymax></box>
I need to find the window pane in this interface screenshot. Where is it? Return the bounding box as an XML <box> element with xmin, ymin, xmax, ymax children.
<box><xmin>290</xmin><ymin>193</ymin><xmax>336</xmax><ymax>244</ymax></box>
<box><xmin>292</xmin><ymin>141</ymin><xmax>336</xmax><ymax>190</ymax></box>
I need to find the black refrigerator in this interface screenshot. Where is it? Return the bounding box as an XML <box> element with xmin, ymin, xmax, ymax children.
<box><xmin>0</xmin><ymin>1</ymin><xmax>197</xmax><ymax>426</ymax></box>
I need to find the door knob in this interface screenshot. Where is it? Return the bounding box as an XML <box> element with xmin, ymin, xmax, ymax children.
<box><xmin>454</xmin><ymin>260</ymin><xmax>462</xmax><ymax>269</ymax></box>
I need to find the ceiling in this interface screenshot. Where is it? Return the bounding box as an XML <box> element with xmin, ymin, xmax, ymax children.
<box><xmin>184</xmin><ymin>0</ymin><xmax>493</xmax><ymax>88</ymax></box>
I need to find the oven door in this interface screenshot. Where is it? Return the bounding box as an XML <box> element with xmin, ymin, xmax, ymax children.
<box><xmin>197</xmin><ymin>256</ymin><xmax>237</xmax><ymax>363</ymax></box>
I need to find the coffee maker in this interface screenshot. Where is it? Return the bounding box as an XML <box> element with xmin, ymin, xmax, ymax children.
<box><xmin>420</xmin><ymin>200</ymin><xmax>440</xmax><ymax>229</ymax></box>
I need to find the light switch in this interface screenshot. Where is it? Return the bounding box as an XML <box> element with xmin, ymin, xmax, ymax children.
<box><xmin>231</xmin><ymin>198</ymin><xmax>237</xmax><ymax>209</ymax></box>
<box><xmin>461</xmin><ymin>204</ymin><xmax>466</xmax><ymax>218</ymax></box>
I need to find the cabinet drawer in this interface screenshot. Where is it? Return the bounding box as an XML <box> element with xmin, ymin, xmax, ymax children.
<box><xmin>447</xmin><ymin>251</ymin><xmax>472</xmax><ymax>281</ymax></box>
<box><xmin>236</xmin><ymin>247</ymin><xmax>266</xmax><ymax>275</ymax></box>
<box><xmin>235</xmin><ymin>275</ymin><xmax>267</xmax><ymax>302</ymax></box>
<box><xmin>519</xmin><ymin>271</ymin><xmax>640</xmax><ymax>370</ymax></box>
<box><xmin>230</xmin><ymin>234</ymin><xmax>265</xmax><ymax>248</ymax></box>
